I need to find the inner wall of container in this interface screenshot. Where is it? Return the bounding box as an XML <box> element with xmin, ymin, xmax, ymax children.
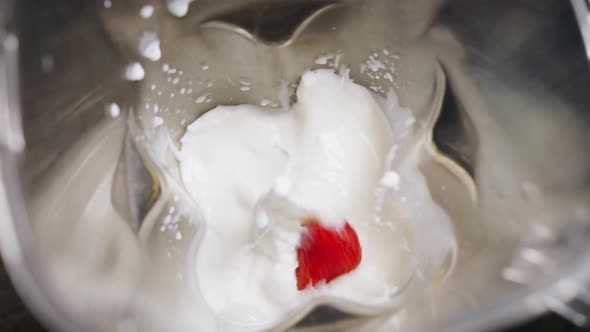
<box><xmin>121</xmin><ymin>2</ymin><xmax>455</xmax><ymax>329</ymax></box>
<box><xmin>13</xmin><ymin>0</ymin><xmax>590</xmax><ymax>331</ymax></box>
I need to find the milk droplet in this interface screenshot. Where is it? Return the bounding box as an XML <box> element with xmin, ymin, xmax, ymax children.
<box><xmin>195</xmin><ymin>95</ymin><xmax>207</xmax><ymax>104</ymax></box>
<box><xmin>163</xmin><ymin>215</ymin><xmax>172</xmax><ymax>225</ymax></box>
<box><xmin>153</xmin><ymin>116</ymin><xmax>164</xmax><ymax>127</ymax></box>
<box><xmin>138</xmin><ymin>31</ymin><xmax>161</xmax><ymax>61</ymax></box>
<box><xmin>315</xmin><ymin>53</ymin><xmax>334</xmax><ymax>65</ymax></box>
<box><xmin>140</xmin><ymin>5</ymin><xmax>154</xmax><ymax>19</ymax></box>
<box><xmin>380</xmin><ymin>171</ymin><xmax>400</xmax><ymax>190</ymax></box>
<box><xmin>123</xmin><ymin>62</ymin><xmax>145</xmax><ymax>81</ymax></box>
<box><xmin>167</xmin><ymin>0</ymin><xmax>189</xmax><ymax>17</ymax></box>
<box><xmin>41</xmin><ymin>54</ymin><xmax>54</xmax><ymax>73</ymax></box>
<box><xmin>107</xmin><ymin>102</ymin><xmax>121</xmax><ymax>118</ymax></box>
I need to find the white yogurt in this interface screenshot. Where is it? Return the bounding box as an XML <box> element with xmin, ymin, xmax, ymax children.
<box><xmin>179</xmin><ymin>69</ymin><xmax>455</xmax><ymax>327</ymax></box>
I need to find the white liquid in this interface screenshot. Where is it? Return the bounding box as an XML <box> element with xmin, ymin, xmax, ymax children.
<box><xmin>179</xmin><ymin>69</ymin><xmax>455</xmax><ymax>327</ymax></box>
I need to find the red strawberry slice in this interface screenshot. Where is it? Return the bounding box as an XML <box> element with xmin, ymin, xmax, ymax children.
<box><xmin>295</xmin><ymin>219</ymin><xmax>362</xmax><ymax>290</ymax></box>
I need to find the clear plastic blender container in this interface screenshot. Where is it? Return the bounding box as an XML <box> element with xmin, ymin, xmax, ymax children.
<box><xmin>1</xmin><ymin>0</ymin><xmax>590</xmax><ymax>331</ymax></box>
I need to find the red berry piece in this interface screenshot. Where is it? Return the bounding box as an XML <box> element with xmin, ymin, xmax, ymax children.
<box><xmin>295</xmin><ymin>219</ymin><xmax>362</xmax><ymax>290</ymax></box>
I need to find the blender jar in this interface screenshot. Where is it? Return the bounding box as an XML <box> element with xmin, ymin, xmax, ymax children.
<box><xmin>1</xmin><ymin>0</ymin><xmax>590</xmax><ymax>331</ymax></box>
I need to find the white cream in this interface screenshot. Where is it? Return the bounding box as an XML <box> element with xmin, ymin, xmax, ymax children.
<box><xmin>179</xmin><ymin>69</ymin><xmax>455</xmax><ymax>328</ymax></box>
